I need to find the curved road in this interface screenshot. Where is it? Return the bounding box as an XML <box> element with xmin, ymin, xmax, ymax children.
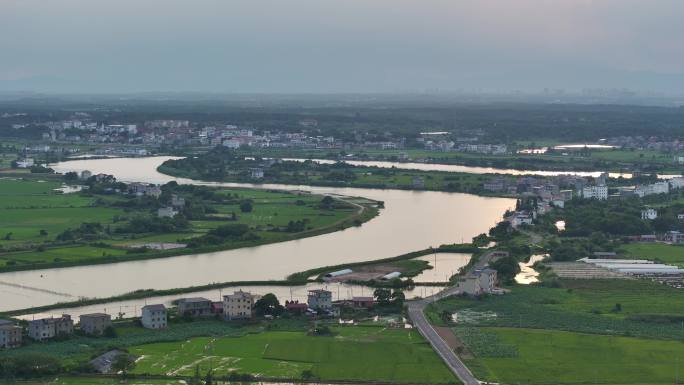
<box><xmin>407</xmin><ymin>251</ymin><xmax>499</xmax><ymax>385</ymax></box>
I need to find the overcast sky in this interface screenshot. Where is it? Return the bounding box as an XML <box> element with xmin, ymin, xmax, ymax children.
<box><xmin>1</xmin><ymin>0</ymin><xmax>683</xmax><ymax>93</ymax></box>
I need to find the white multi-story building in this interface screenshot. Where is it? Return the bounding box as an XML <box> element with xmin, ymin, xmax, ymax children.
<box><xmin>641</xmin><ymin>208</ymin><xmax>658</xmax><ymax>220</ymax></box>
<box><xmin>582</xmin><ymin>185</ymin><xmax>608</xmax><ymax>200</ymax></box>
<box><xmin>223</xmin><ymin>290</ymin><xmax>259</xmax><ymax>320</ymax></box>
<box><xmin>141</xmin><ymin>304</ymin><xmax>167</xmax><ymax>329</ymax></box>
<box><xmin>307</xmin><ymin>289</ymin><xmax>333</xmax><ymax>310</ymax></box>
<box><xmin>634</xmin><ymin>181</ymin><xmax>669</xmax><ymax>198</ymax></box>
<box><xmin>670</xmin><ymin>177</ymin><xmax>684</xmax><ymax>190</ymax></box>
<box><xmin>16</xmin><ymin>158</ymin><xmax>35</xmax><ymax>168</ymax></box>
<box><xmin>27</xmin><ymin>315</ymin><xmax>73</xmax><ymax>341</ymax></box>
<box><xmin>459</xmin><ymin>268</ymin><xmax>498</xmax><ymax>295</ymax></box>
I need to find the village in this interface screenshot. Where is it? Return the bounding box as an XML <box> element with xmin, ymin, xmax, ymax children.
<box><xmin>0</xmin><ymin>286</ymin><xmax>387</xmax><ymax>351</ymax></box>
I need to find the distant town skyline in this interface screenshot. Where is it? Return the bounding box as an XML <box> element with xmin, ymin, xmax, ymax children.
<box><xmin>2</xmin><ymin>0</ymin><xmax>684</xmax><ymax>94</ymax></box>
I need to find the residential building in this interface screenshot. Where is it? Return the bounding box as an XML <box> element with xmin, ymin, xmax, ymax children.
<box><xmin>412</xmin><ymin>176</ymin><xmax>425</xmax><ymax>189</ymax></box>
<box><xmin>141</xmin><ymin>304</ymin><xmax>167</xmax><ymax>329</ymax></box>
<box><xmin>351</xmin><ymin>297</ymin><xmax>374</xmax><ymax>309</ymax></box>
<box><xmin>80</xmin><ymin>170</ymin><xmax>92</xmax><ymax>180</ymax></box>
<box><xmin>0</xmin><ymin>321</ymin><xmax>22</xmax><ymax>349</ymax></box>
<box><xmin>664</xmin><ymin>231</ymin><xmax>684</xmax><ymax>244</ymax></box>
<box><xmin>27</xmin><ymin>315</ymin><xmax>74</xmax><ymax>341</ymax></box>
<box><xmin>307</xmin><ymin>289</ymin><xmax>333</xmax><ymax>310</ymax></box>
<box><xmin>483</xmin><ymin>177</ymin><xmax>506</xmax><ymax>192</ymax></box>
<box><xmin>177</xmin><ymin>297</ymin><xmax>213</xmax><ymax>317</ymax></box>
<box><xmin>223</xmin><ymin>290</ymin><xmax>259</xmax><ymax>320</ymax></box>
<box><xmin>157</xmin><ymin>207</ymin><xmax>178</xmax><ymax>218</ymax></box>
<box><xmin>79</xmin><ymin>313</ymin><xmax>112</xmax><ymax>335</ymax></box>
<box><xmin>559</xmin><ymin>189</ymin><xmax>574</xmax><ymax>200</ymax></box>
<box><xmin>582</xmin><ymin>185</ymin><xmax>608</xmax><ymax>200</ymax></box>
<box><xmin>670</xmin><ymin>177</ymin><xmax>684</xmax><ymax>190</ymax></box>
<box><xmin>634</xmin><ymin>181</ymin><xmax>669</xmax><ymax>198</ymax></box>
<box><xmin>249</xmin><ymin>168</ymin><xmax>264</xmax><ymax>179</ymax></box>
<box><xmin>170</xmin><ymin>194</ymin><xmax>185</xmax><ymax>208</ymax></box>
<box><xmin>460</xmin><ymin>268</ymin><xmax>498</xmax><ymax>295</ymax></box>
<box><xmin>285</xmin><ymin>300</ymin><xmax>308</xmax><ymax>314</ymax></box>
<box><xmin>15</xmin><ymin>158</ymin><xmax>35</xmax><ymax>168</ymax></box>
<box><xmin>641</xmin><ymin>208</ymin><xmax>658</xmax><ymax>220</ymax></box>
<box><xmin>511</xmin><ymin>213</ymin><xmax>533</xmax><ymax>228</ymax></box>
<box><xmin>476</xmin><ymin>268</ymin><xmax>498</xmax><ymax>292</ymax></box>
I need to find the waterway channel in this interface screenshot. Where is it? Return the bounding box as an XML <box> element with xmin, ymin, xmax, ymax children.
<box><xmin>0</xmin><ymin>157</ymin><xmax>515</xmax><ymax>312</ymax></box>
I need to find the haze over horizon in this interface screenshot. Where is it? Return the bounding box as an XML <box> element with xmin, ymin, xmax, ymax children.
<box><xmin>2</xmin><ymin>0</ymin><xmax>684</xmax><ymax>94</ymax></box>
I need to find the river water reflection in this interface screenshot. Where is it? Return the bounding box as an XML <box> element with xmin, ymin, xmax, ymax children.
<box><xmin>0</xmin><ymin>157</ymin><xmax>514</xmax><ymax>311</ymax></box>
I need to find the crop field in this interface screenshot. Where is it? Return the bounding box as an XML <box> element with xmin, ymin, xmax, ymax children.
<box><xmin>19</xmin><ymin>377</ymin><xmax>186</xmax><ymax>385</ymax></box>
<box><xmin>130</xmin><ymin>326</ymin><xmax>456</xmax><ymax>384</ymax></box>
<box><xmin>621</xmin><ymin>242</ymin><xmax>684</xmax><ymax>267</ymax></box>
<box><xmin>460</xmin><ymin>327</ymin><xmax>684</xmax><ymax>385</ymax></box>
<box><xmin>0</xmin><ymin>178</ymin><xmax>123</xmax><ymax>251</ymax></box>
<box><xmin>0</xmin><ymin>245</ymin><xmax>129</xmax><ymax>266</ymax></box>
<box><xmin>0</xmin><ymin>320</ymin><xmax>245</xmax><ymax>364</ymax></box>
<box><xmin>427</xmin><ymin>279</ymin><xmax>684</xmax><ymax>340</ymax></box>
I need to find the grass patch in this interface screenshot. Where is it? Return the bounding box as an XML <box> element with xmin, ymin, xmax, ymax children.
<box><xmin>427</xmin><ymin>279</ymin><xmax>684</xmax><ymax>340</ymax></box>
<box><xmin>621</xmin><ymin>242</ymin><xmax>684</xmax><ymax>267</ymax></box>
<box><xmin>130</xmin><ymin>325</ymin><xmax>456</xmax><ymax>384</ymax></box>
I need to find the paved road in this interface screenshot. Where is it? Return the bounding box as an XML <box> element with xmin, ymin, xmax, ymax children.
<box><xmin>406</xmin><ymin>251</ymin><xmax>499</xmax><ymax>385</ymax></box>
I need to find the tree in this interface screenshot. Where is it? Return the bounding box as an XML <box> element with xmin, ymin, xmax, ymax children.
<box><xmin>188</xmin><ymin>365</ymin><xmax>201</xmax><ymax>385</ymax></box>
<box><xmin>373</xmin><ymin>288</ymin><xmax>392</xmax><ymax>305</ymax></box>
<box><xmin>391</xmin><ymin>290</ymin><xmax>406</xmax><ymax>306</ymax></box>
<box><xmin>64</xmin><ymin>171</ymin><xmax>79</xmax><ymax>182</ymax></box>
<box><xmin>321</xmin><ymin>195</ymin><xmax>335</xmax><ymax>208</ymax></box>
<box><xmin>204</xmin><ymin>369</ymin><xmax>214</xmax><ymax>385</ymax></box>
<box><xmin>240</xmin><ymin>200</ymin><xmax>253</xmax><ymax>213</ymax></box>
<box><xmin>301</xmin><ymin>369</ymin><xmax>314</xmax><ymax>380</ymax></box>
<box><xmin>111</xmin><ymin>353</ymin><xmax>136</xmax><ymax>380</ymax></box>
<box><xmin>254</xmin><ymin>293</ymin><xmax>284</xmax><ymax>317</ymax></box>
<box><xmin>489</xmin><ymin>256</ymin><xmax>520</xmax><ymax>285</ymax></box>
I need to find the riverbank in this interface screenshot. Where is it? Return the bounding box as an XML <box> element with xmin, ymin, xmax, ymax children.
<box><xmin>0</xmin><ymin>175</ymin><xmax>380</xmax><ymax>273</ymax></box>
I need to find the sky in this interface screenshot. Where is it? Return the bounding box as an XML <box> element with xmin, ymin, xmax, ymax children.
<box><xmin>1</xmin><ymin>0</ymin><xmax>684</xmax><ymax>94</ymax></box>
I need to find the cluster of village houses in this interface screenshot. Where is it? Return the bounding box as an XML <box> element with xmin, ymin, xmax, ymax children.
<box><xmin>0</xmin><ymin>288</ymin><xmax>379</xmax><ymax>350</ymax></box>
<box><xmin>486</xmin><ymin>172</ymin><xmax>684</xmax><ymax>231</ymax></box>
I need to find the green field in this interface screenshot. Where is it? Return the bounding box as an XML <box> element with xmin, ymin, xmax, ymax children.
<box><xmin>17</xmin><ymin>378</ymin><xmax>186</xmax><ymax>385</ymax></box>
<box><xmin>460</xmin><ymin>327</ymin><xmax>684</xmax><ymax>385</ymax></box>
<box><xmin>427</xmin><ymin>279</ymin><xmax>684</xmax><ymax>340</ymax></box>
<box><xmin>130</xmin><ymin>326</ymin><xmax>456</xmax><ymax>384</ymax></box>
<box><xmin>621</xmin><ymin>242</ymin><xmax>684</xmax><ymax>267</ymax></box>
<box><xmin>0</xmin><ymin>177</ymin><xmax>373</xmax><ymax>270</ymax></box>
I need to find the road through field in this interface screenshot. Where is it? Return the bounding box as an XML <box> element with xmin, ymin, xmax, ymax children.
<box><xmin>407</xmin><ymin>250</ymin><xmax>498</xmax><ymax>385</ymax></box>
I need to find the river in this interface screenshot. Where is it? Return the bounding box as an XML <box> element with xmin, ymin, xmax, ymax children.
<box><xmin>0</xmin><ymin>156</ymin><xmax>514</xmax><ymax>312</ymax></box>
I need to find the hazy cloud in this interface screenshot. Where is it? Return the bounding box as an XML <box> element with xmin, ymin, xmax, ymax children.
<box><xmin>1</xmin><ymin>0</ymin><xmax>683</xmax><ymax>93</ymax></box>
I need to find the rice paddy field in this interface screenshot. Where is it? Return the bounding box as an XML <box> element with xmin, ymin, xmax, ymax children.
<box><xmin>129</xmin><ymin>325</ymin><xmax>457</xmax><ymax>384</ymax></box>
<box><xmin>460</xmin><ymin>327</ymin><xmax>684</xmax><ymax>385</ymax></box>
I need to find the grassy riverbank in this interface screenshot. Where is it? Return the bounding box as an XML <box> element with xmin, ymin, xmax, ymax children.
<box><xmin>235</xmin><ymin>147</ymin><xmax>684</xmax><ymax>174</ymax></box>
<box><xmin>0</xmin><ymin>175</ymin><xmax>379</xmax><ymax>273</ymax></box>
<box><xmin>157</xmin><ymin>147</ymin><xmax>505</xmax><ymax>196</ymax></box>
